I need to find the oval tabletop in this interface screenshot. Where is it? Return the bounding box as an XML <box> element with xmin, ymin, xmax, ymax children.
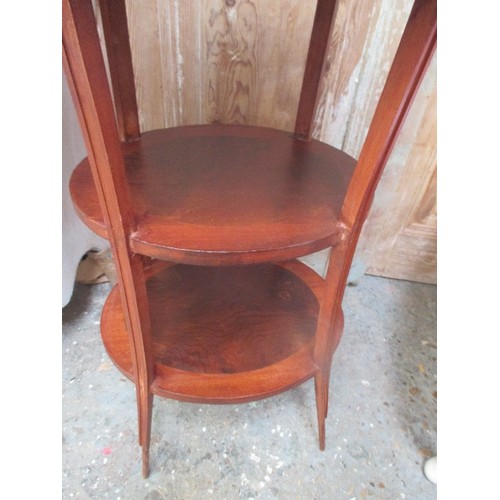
<box><xmin>70</xmin><ymin>124</ymin><xmax>356</xmax><ymax>265</ymax></box>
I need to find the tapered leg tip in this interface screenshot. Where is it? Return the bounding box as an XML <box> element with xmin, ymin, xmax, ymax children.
<box><xmin>142</xmin><ymin>449</ymin><xmax>150</xmax><ymax>478</ymax></box>
<box><xmin>318</xmin><ymin>433</ymin><xmax>326</xmax><ymax>451</ymax></box>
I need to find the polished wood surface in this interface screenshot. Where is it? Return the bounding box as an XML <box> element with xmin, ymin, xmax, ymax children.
<box><xmin>101</xmin><ymin>260</ymin><xmax>327</xmax><ymax>402</ymax></box>
<box><xmin>114</xmin><ymin>0</ymin><xmax>436</xmax><ymax>283</ymax></box>
<box><xmin>70</xmin><ymin>125</ymin><xmax>356</xmax><ymax>265</ymax></box>
<box><xmin>63</xmin><ymin>0</ymin><xmax>155</xmax><ymax>476</ymax></box>
<box><xmin>63</xmin><ymin>0</ymin><xmax>436</xmax><ymax>478</ymax></box>
<box><xmin>294</xmin><ymin>0</ymin><xmax>338</xmax><ymax>140</ymax></box>
<box><xmin>99</xmin><ymin>0</ymin><xmax>140</xmax><ymax>142</ymax></box>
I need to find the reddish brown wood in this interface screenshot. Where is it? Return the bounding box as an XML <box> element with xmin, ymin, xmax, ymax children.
<box><xmin>63</xmin><ymin>0</ymin><xmax>436</xmax><ymax>476</ymax></box>
<box><xmin>63</xmin><ymin>0</ymin><xmax>154</xmax><ymax>477</ymax></box>
<box><xmin>342</xmin><ymin>0</ymin><xmax>437</xmax><ymax>229</ymax></box>
<box><xmin>70</xmin><ymin>125</ymin><xmax>356</xmax><ymax>265</ymax></box>
<box><xmin>101</xmin><ymin>261</ymin><xmax>326</xmax><ymax>403</ymax></box>
<box><xmin>309</xmin><ymin>0</ymin><xmax>437</xmax><ymax>450</ymax></box>
<box><xmin>294</xmin><ymin>0</ymin><xmax>339</xmax><ymax>140</ymax></box>
<box><xmin>148</xmin><ymin>264</ymin><xmax>318</xmax><ymax>373</ymax></box>
<box><xmin>99</xmin><ymin>0</ymin><xmax>140</xmax><ymax>142</ymax></box>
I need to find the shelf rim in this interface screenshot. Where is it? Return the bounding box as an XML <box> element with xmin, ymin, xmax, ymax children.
<box><xmin>101</xmin><ymin>260</ymin><xmax>330</xmax><ymax>403</ymax></box>
<box><xmin>70</xmin><ymin>124</ymin><xmax>355</xmax><ymax>265</ymax></box>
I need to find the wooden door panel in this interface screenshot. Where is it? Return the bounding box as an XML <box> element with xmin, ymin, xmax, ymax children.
<box><xmin>355</xmin><ymin>53</ymin><xmax>437</xmax><ymax>284</ymax></box>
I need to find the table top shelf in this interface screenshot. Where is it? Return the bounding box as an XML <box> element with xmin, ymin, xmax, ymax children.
<box><xmin>101</xmin><ymin>260</ymin><xmax>334</xmax><ymax>403</ymax></box>
<box><xmin>70</xmin><ymin>125</ymin><xmax>356</xmax><ymax>265</ymax></box>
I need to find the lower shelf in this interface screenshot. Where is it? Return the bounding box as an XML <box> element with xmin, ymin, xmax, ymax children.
<box><xmin>101</xmin><ymin>260</ymin><xmax>333</xmax><ymax>403</ymax></box>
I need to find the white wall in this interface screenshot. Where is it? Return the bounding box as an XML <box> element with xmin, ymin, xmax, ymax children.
<box><xmin>62</xmin><ymin>72</ymin><xmax>107</xmax><ymax>307</ymax></box>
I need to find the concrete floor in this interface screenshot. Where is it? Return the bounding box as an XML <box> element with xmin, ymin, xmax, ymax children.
<box><xmin>62</xmin><ymin>264</ymin><xmax>437</xmax><ymax>499</ymax></box>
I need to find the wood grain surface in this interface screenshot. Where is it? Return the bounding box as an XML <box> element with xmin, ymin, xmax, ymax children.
<box><xmin>64</xmin><ymin>0</ymin><xmax>436</xmax><ymax>476</ymax></box>
<box><xmin>112</xmin><ymin>0</ymin><xmax>435</xmax><ymax>282</ymax></box>
<box><xmin>355</xmin><ymin>53</ymin><xmax>437</xmax><ymax>283</ymax></box>
<box><xmin>70</xmin><ymin>124</ymin><xmax>356</xmax><ymax>265</ymax></box>
<box><xmin>101</xmin><ymin>260</ymin><xmax>326</xmax><ymax>402</ymax></box>
<box><xmin>122</xmin><ymin>0</ymin><xmax>316</xmax><ymax>130</ymax></box>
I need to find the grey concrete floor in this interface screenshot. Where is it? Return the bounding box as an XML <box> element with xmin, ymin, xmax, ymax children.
<box><xmin>62</xmin><ymin>266</ymin><xmax>437</xmax><ymax>499</ymax></box>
